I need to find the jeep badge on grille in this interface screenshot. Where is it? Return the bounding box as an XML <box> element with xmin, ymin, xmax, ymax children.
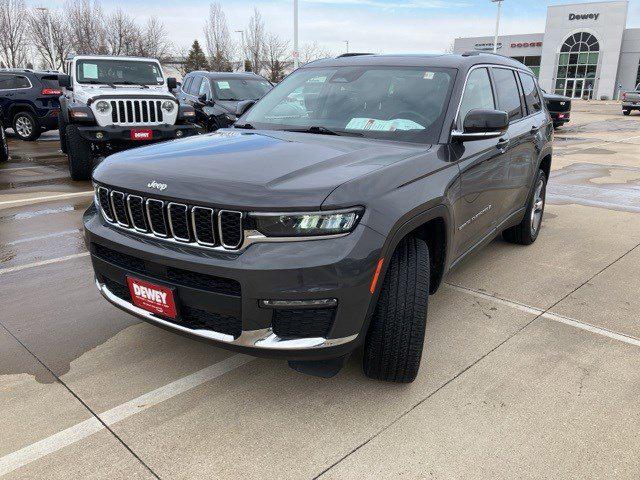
<box><xmin>147</xmin><ymin>180</ymin><xmax>168</xmax><ymax>191</ymax></box>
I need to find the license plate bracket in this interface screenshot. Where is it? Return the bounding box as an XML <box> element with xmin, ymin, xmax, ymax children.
<box><xmin>127</xmin><ymin>276</ymin><xmax>177</xmax><ymax>319</ymax></box>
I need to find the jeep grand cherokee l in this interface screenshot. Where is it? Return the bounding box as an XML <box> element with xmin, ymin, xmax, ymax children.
<box><xmin>85</xmin><ymin>53</ymin><xmax>553</xmax><ymax>382</ymax></box>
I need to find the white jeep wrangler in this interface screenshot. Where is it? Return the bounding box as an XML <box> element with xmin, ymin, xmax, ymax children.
<box><xmin>58</xmin><ymin>55</ymin><xmax>199</xmax><ymax>180</ymax></box>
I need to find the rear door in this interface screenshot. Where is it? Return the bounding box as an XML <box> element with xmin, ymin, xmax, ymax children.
<box><xmin>452</xmin><ymin>66</ymin><xmax>510</xmax><ymax>260</ymax></box>
<box><xmin>0</xmin><ymin>74</ymin><xmax>17</xmax><ymax>123</ymax></box>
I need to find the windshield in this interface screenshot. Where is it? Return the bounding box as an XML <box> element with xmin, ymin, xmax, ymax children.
<box><xmin>240</xmin><ymin>66</ymin><xmax>456</xmax><ymax>143</ymax></box>
<box><xmin>75</xmin><ymin>59</ymin><xmax>164</xmax><ymax>86</ymax></box>
<box><xmin>212</xmin><ymin>78</ymin><xmax>272</xmax><ymax>101</ymax></box>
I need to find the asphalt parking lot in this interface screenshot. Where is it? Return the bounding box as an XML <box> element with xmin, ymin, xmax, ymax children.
<box><xmin>1</xmin><ymin>102</ymin><xmax>640</xmax><ymax>479</ymax></box>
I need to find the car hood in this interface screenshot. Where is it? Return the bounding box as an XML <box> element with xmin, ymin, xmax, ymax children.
<box><xmin>93</xmin><ymin>129</ymin><xmax>427</xmax><ymax>210</ymax></box>
<box><xmin>72</xmin><ymin>85</ymin><xmax>173</xmax><ymax>104</ymax></box>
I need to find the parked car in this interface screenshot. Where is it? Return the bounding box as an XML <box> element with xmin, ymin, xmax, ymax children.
<box><xmin>57</xmin><ymin>55</ymin><xmax>200</xmax><ymax>181</ymax></box>
<box><xmin>0</xmin><ymin>69</ymin><xmax>62</xmax><ymax>141</ymax></box>
<box><xmin>621</xmin><ymin>84</ymin><xmax>640</xmax><ymax>115</ymax></box>
<box><xmin>0</xmin><ymin>115</ymin><xmax>8</xmax><ymax>162</ymax></box>
<box><xmin>542</xmin><ymin>90</ymin><xmax>571</xmax><ymax>128</ymax></box>
<box><xmin>177</xmin><ymin>71</ymin><xmax>272</xmax><ymax>132</ymax></box>
<box><xmin>85</xmin><ymin>52</ymin><xmax>552</xmax><ymax>383</ymax></box>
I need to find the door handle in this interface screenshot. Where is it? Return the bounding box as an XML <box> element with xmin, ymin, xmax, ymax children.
<box><xmin>530</xmin><ymin>125</ymin><xmax>540</xmax><ymax>134</ymax></box>
<box><xmin>496</xmin><ymin>138</ymin><xmax>510</xmax><ymax>152</ymax></box>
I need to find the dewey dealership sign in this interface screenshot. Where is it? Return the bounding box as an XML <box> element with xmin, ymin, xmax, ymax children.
<box><xmin>569</xmin><ymin>13</ymin><xmax>600</xmax><ymax>20</ymax></box>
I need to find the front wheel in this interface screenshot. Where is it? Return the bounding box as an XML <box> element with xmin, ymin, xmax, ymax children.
<box><xmin>363</xmin><ymin>236</ymin><xmax>430</xmax><ymax>383</ymax></box>
<box><xmin>13</xmin><ymin>111</ymin><xmax>41</xmax><ymax>141</ymax></box>
<box><xmin>66</xmin><ymin>125</ymin><xmax>94</xmax><ymax>181</ymax></box>
<box><xmin>58</xmin><ymin>112</ymin><xmax>68</xmax><ymax>153</ymax></box>
<box><xmin>502</xmin><ymin>168</ymin><xmax>547</xmax><ymax>245</ymax></box>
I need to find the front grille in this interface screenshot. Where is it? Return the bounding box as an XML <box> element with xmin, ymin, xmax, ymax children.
<box><xmin>93</xmin><ymin>243</ymin><xmax>241</xmax><ymax>297</ymax></box>
<box><xmin>272</xmin><ymin>308</ymin><xmax>336</xmax><ymax>339</ymax></box>
<box><xmin>95</xmin><ymin>186</ymin><xmax>244</xmax><ymax>251</ymax></box>
<box><xmin>109</xmin><ymin>99</ymin><xmax>164</xmax><ymax>125</ymax></box>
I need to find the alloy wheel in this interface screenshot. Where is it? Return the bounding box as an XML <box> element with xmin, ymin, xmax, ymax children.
<box><xmin>530</xmin><ymin>177</ymin><xmax>546</xmax><ymax>236</ymax></box>
<box><xmin>15</xmin><ymin>116</ymin><xmax>33</xmax><ymax>138</ymax></box>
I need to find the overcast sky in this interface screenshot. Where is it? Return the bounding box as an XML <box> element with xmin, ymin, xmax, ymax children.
<box><xmin>35</xmin><ymin>0</ymin><xmax>640</xmax><ymax>56</ymax></box>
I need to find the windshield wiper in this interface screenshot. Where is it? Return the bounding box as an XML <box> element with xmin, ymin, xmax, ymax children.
<box><xmin>84</xmin><ymin>80</ymin><xmax>118</xmax><ymax>88</ymax></box>
<box><xmin>113</xmin><ymin>81</ymin><xmax>149</xmax><ymax>89</ymax></box>
<box><xmin>234</xmin><ymin>123</ymin><xmax>255</xmax><ymax>129</ymax></box>
<box><xmin>285</xmin><ymin>126</ymin><xmax>365</xmax><ymax>137</ymax></box>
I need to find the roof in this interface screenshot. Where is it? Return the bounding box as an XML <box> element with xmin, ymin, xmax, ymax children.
<box><xmin>71</xmin><ymin>55</ymin><xmax>161</xmax><ymax>62</ymax></box>
<box><xmin>304</xmin><ymin>53</ymin><xmax>528</xmax><ymax>71</ymax></box>
<box><xmin>187</xmin><ymin>71</ymin><xmax>266</xmax><ymax>80</ymax></box>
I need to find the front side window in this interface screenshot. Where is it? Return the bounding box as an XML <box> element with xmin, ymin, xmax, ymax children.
<box><xmin>519</xmin><ymin>73</ymin><xmax>542</xmax><ymax>113</ymax></box>
<box><xmin>182</xmin><ymin>76</ymin><xmax>193</xmax><ymax>94</ymax></box>
<box><xmin>241</xmin><ymin>66</ymin><xmax>455</xmax><ymax>144</ymax></box>
<box><xmin>458</xmin><ymin>67</ymin><xmax>495</xmax><ymax>127</ymax></box>
<box><xmin>189</xmin><ymin>76</ymin><xmax>202</xmax><ymax>95</ymax></box>
<box><xmin>75</xmin><ymin>59</ymin><xmax>164</xmax><ymax>86</ymax></box>
<box><xmin>199</xmin><ymin>78</ymin><xmax>211</xmax><ymax>99</ymax></box>
<box><xmin>212</xmin><ymin>78</ymin><xmax>273</xmax><ymax>101</ymax></box>
<box><xmin>492</xmin><ymin>68</ymin><xmax>523</xmax><ymax>122</ymax></box>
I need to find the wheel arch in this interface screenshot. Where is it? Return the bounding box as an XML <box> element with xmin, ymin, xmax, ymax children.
<box><xmin>8</xmin><ymin>103</ymin><xmax>37</xmax><ymax>120</ymax></box>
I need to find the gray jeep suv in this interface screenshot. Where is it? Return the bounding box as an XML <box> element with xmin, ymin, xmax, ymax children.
<box><xmin>84</xmin><ymin>53</ymin><xmax>553</xmax><ymax>382</ymax></box>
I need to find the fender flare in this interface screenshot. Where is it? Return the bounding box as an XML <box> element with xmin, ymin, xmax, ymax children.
<box><xmin>8</xmin><ymin>103</ymin><xmax>37</xmax><ymax>120</ymax></box>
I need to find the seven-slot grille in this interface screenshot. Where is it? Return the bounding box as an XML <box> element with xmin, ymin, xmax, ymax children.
<box><xmin>96</xmin><ymin>186</ymin><xmax>244</xmax><ymax>250</ymax></box>
<box><xmin>109</xmin><ymin>99</ymin><xmax>165</xmax><ymax>125</ymax></box>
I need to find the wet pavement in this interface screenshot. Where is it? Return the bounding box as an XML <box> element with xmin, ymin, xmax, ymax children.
<box><xmin>1</xmin><ymin>102</ymin><xmax>640</xmax><ymax>479</ymax></box>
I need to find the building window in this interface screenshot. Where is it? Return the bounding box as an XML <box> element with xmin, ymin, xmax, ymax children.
<box><xmin>555</xmin><ymin>32</ymin><xmax>599</xmax><ymax>99</ymax></box>
<box><xmin>511</xmin><ymin>56</ymin><xmax>541</xmax><ymax>78</ymax></box>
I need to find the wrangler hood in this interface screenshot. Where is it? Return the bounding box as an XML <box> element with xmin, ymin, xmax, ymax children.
<box><xmin>92</xmin><ymin>129</ymin><xmax>427</xmax><ymax>210</ymax></box>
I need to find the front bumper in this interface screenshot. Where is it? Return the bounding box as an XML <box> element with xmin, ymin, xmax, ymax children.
<box><xmin>84</xmin><ymin>206</ymin><xmax>384</xmax><ymax>360</ymax></box>
<box><xmin>77</xmin><ymin>123</ymin><xmax>201</xmax><ymax>143</ymax></box>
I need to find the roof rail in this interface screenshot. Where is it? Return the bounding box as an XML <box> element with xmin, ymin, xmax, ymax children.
<box><xmin>337</xmin><ymin>53</ymin><xmax>374</xmax><ymax>58</ymax></box>
<box><xmin>461</xmin><ymin>50</ymin><xmax>509</xmax><ymax>59</ymax></box>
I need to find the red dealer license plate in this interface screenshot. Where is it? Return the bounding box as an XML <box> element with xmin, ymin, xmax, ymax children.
<box><xmin>130</xmin><ymin>129</ymin><xmax>153</xmax><ymax>141</ymax></box>
<box><xmin>127</xmin><ymin>277</ymin><xmax>177</xmax><ymax>319</ymax></box>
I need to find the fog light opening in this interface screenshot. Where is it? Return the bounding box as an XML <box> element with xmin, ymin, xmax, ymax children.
<box><xmin>176</xmin><ymin>130</ymin><xmax>184</xmax><ymax>137</ymax></box>
<box><xmin>259</xmin><ymin>299</ymin><xmax>338</xmax><ymax>309</ymax></box>
<box><xmin>95</xmin><ymin>132</ymin><xmax>104</xmax><ymax>140</ymax></box>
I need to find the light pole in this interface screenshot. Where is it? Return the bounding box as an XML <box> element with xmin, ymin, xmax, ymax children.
<box><xmin>35</xmin><ymin>7</ymin><xmax>56</xmax><ymax>70</ymax></box>
<box><xmin>492</xmin><ymin>0</ymin><xmax>503</xmax><ymax>54</ymax></box>
<box><xmin>293</xmin><ymin>0</ymin><xmax>299</xmax><ymax>69</ymax></box>
<box><xmin>344</xmin><ymin>40</ymin><xmax>349</xmax><ymax>54</ymax></box>
<box><xmin>235</xmin><ymin>30</ymin><xmax>245</xmax><ymax>72</ymax></box>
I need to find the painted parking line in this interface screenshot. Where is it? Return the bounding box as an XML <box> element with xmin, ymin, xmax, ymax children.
<box><xmin>0</xmin><ymin>252</ymin><xmax>89</xmax><ymax>275</ymax></box>
<box><xmin>0</xmin><ymin>354</ymin><xmax>254</xmax><ymax>477</ymax></box>
<box><xmin>446</xmin><ymin>283</ymin><xmax>640</xmax><ymax>348</ymax></box>
<box><xmin>6</xmin><ymin>229</ymin><xmax>81</xmax><ymax>246</ymax></box>
<box><xmin>0</xmin><ymin>191</ymin><xmax>93</xmax><ymax>208</ymax></box>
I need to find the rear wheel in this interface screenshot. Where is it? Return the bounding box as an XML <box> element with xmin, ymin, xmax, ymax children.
<box><xmin>12</xmin><ymin>111</ymin><xmax>41</xmax><ymax>141</ymax></box>
<box><xmin>502</xmin><ymin>168</ymin><xmax>547</xmax><ymax>245</ymax></box>
<box><xmin>0</xmin><ymin>125</ymin><xmax>8</xmax><ymax>162</ymax></box>
<box><xmin>66</xmin><ymin>125</ymin><xmax>94</xmax><ymax>181</ymax></box>
<box><xmin>363</xmin><ymin>236</ymin><xmax>430</xmax><ymax>383</ymax></box>
<box><xmin>623</xmin><ymin>109</ymin><xmax>631</xmax><ymax>116</ymax></box>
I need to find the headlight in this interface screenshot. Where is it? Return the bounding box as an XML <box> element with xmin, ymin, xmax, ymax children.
<box><xmin>162</xmin><ymin>100</ymin><xmax>175</xmax><ymax>112</ymax></box>
<box><xmin>251</xmin><ymin>208</ymin><xmax>363</xmax><ymax>237</ymax></box>
<box><xmin>95</xmin><ymin>101</ymin><xmax>110</xmax><ymax>114</ymax></box>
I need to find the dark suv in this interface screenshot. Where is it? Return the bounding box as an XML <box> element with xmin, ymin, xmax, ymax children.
<box><xmin>85</xmin><ymin>53</ymin><xmax>552</xmax><ymax>382</ymax></box>
<box><xmin>177</xmin><ymin>71</ymin><xmax>272</xmax><ymax>132</ymax></box>
<box><xmin>0</xmin><ymin>69</ymin><xmax>62</xmax><ymax>141</ymax></box>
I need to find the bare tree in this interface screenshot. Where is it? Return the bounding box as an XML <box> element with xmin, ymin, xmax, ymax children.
<box><xmin>136</xmin><ymin>17</ymin><xmax>172</xmax><ymax>62</ymax></box>
<box><xmin>28</xmin><ymin>8</ymin><xmax>71</xmax><ymax>70</ymax></box>
<box><xmin>105</xmin><ymin>9</ymin><xmax>141</xmax><ymax>56</ymax></box>
<box><xmin>244</xmin><ymin>7</ymin><xmax>266</xmax><ymax>74</ymax></box>
<box><xmin>264</xmin><ymin>33</ymin><xmax>290</xmax><ymax>83</ymax></box>
<box><xmin>300</xmin><ymin>41</ymin><xmax>331</xmax><ymax>65</ymax></box>
<box><xmin>0</xmin><ymin>0</ymin><xmax>29</xmax><ymax>68</ymax></box>
<box><xmin>203</xmin><ymin>3</ymin><xmax>234</xmax><ymax>72</ymax></box>
<box><xmin>66</xmin><ymin>0</ymin><xmax>107</xmax><ymax>54</ymax></box>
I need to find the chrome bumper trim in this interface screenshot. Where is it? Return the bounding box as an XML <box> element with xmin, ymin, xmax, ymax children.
<box><xmin>96</xmin><ymin>280</ymin><xmax>358</xmax><ymax>351</ymax></box>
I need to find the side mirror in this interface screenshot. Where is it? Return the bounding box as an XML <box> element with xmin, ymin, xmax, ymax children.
<box><xmin>236</xmin><ymin>100</ymin><xmax>256</xmax><ymax>117</ymax></box>
<box><xmin>58</xmin><ymin>74</ymin><xmax>72</xmax><ymax>90</ymax></box>
<box><xmin>452</xmin><ymin>109</ymin><xmax>509</xmax><ymax>141</ymax></box>
<box><xmin>167</xmin><ymin>77</ymin><xmax>177</xmax><ymax>90</ymax></box>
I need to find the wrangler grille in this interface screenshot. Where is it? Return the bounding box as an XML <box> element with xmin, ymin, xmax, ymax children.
<box><xmin>96</xmin><ymin>186</ymin><xmax>244</xmax><ymax>251</ymax></box>
<box><xmin>109</xmin><ymin>99</ymin><xmax>164</xmax><ymax>125</ymax></box>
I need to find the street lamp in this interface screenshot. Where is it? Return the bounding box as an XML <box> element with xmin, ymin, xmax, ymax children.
<box><xmin>235</xmin><ymin>30</ymin><xmax>245</xmax><ymax>72</ymax></box>
<box><xmin>35</xmin><ymin>7</ymin><xmax>56</xmax><ymax>70</ymax></box>
<box><xmin>344</xmin><ymin>40</ymin><xmax>349</xmax><ymax>54</ymax></box>
<box><xmin>293</xmin><ymin>0</ymin><xmax>299</xmax><ymax>69</ymax></box>
<box><xmin>492</xmin><ymin>0</ymin><xmax>504</xmax><ymax>54</ymax></box>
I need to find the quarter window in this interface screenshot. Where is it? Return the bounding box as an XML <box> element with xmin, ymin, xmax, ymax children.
<box><xmin>458</xmin><ymin>68</ymin><xmax>495</xmax><ymax>126</ymax></box>
<box><xmin>519</xmin><ymin>73</ymin><xmax>542</xmax><ymax>114</ymax></box>
<box><xmin>15</xmin><ymin>76</ymin><xmax>30</xmax><ymax>89</ymax></box>
<box><xmin>492</xmin><ymin>68</ymin><xmax>523</xmax><ymax>122</ymax></box>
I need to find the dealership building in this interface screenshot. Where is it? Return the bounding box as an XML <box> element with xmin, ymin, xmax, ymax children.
<box><xmin>453</xmin><ymin>1</ymin><xmax>640</xmax><ymax>100</ymax></box>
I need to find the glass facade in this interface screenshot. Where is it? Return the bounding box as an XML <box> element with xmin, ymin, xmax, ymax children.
<box><xmin>555</xmin><ymin>32</ymin><xmax>599</xmax><ymax>99</ymax></box>
<box><xmin>511</xmin><ymin>56</ymin><xmax>541</xmax><ymax>78</ymax></box>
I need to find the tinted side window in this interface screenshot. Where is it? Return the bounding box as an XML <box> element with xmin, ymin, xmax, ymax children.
<box><xmin>0</xmin><ymin>74</ymin><xmax>15</xmax><ymax>90</ymax></box>
<box><xmin>198</xmin><ymin>78</ymin><xmax>211</xmax><ymax>98</ymax></box>
<box><xmin>182</xmin><ymin>76</ymin><xmax>193</xmax><ymax>93</ymax></box>
<box><xmin>519</xmin><ymin>73</ymin><xmax>542</xmax><ymax>114</ymax></box>
<box><xmin>492</xmin><ymin>68</ymin><xmax>523</xmax><ymax>122</ymax></box>
<box><xmin>15</xmin><ymin>76</ymin><xmax>31</xmax><ymax>88</ymax></box>
<box><xmin>189</xmin><ymin>76</ymin><xmax>203</xmax><ymax>95</ymax></box>
<box><xmin>458</xmin><ymin>68</ymin><xmax>495</xmax><ymax>126</ymax></box>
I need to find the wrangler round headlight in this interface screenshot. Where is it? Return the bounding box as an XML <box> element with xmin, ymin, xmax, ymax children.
<box><xmin>95</xmin><ymin>101</ymin><xmax>110</xmax><ymax>114</ymax></box>
<box><xmin>161</xmin><ymin>100</ymin><xmax>175</xmax><ymax>112</ymax></box>
<box><xmin>251</xmin><ymin>208</ymin><xmax>363</xmax><ymax>237</ymax></box>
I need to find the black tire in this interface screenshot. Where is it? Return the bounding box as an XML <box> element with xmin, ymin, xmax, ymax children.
<box><xmin>502</xmin><ymin>168</ymin><xmax>547</xmax><ymax>245</ymax></box>
<box><xmin>623</xmin><ymin>109</ymin><xmax>631</xmax><ymax>116</ymax></box>
<box><xmin>66</xmin><ymin>125</ymin><xmax>93</xmax><ymax>181</ymax></box>
<box><xmin>12</xmin><ymin>111</ymin><xmax>41</xmax><ymax>141</ymax></box>
<box><xmin>58</xmin><ymin>112</ymin><xmax>68</xmax><ymax>154</ymax></box>
<box><xmin>363</xmin><ymin>236</ymin><xmax>430</xmax><ymax>383</ymax></box>
<box><xmin>0</xmin><ymin>125</ymin><xmax>8</xmax><ymax>162</ymax></box>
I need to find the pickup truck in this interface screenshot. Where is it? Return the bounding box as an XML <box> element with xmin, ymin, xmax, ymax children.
<box><xmin>622</xmin><ymin>84</ymin><xmax>640</xmax><ymax>115</ymax></box>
